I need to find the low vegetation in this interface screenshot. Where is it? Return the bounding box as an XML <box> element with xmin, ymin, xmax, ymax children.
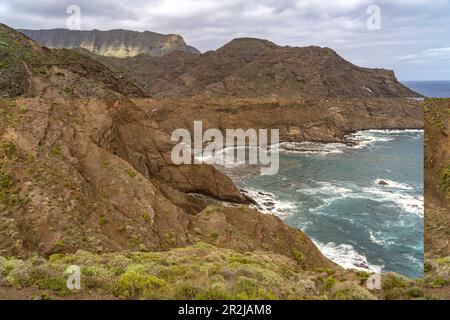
<box><xmin>0</xmin><ymin>243</ymin><xmax>379</xmax><ymax>300</ymax></box>
<box><xmin>0</xmin><ymin>243</ymin><xmax>433</xmax><ymax>300</ymax></box>
<box><xmin>440</xmin><ymin>165</ymin><xmax>450</xmax><ymax>193</ymax></box>
<box><xmin>424</xmin><ymin>257</ymin><xmax>450</xmax><ymax>299</ymax></box>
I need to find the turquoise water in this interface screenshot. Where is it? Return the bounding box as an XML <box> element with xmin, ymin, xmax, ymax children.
<box><xmin>233</xmin><ymin>130</ymin><xmax>424</xmax><ymax>278</ymax></box>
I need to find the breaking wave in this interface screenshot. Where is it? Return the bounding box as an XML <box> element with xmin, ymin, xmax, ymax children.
<box><xmin>313</xmin><ymin>240</ymin><xmax>384</xmax><ymax>273</ymax></box>
<box><xmin>243</xmin><ymin>188</ymin><xmax>297</xmax><ymax>217</ymax></box>
<box><xmin>359</xmin><ymin>187</ymin><xmax>424</xmax><ymax>217</ymax></box>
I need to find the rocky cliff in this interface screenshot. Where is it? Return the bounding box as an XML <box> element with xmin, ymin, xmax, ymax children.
<box><xmin>0</xmin><ymin>23</ymin><xmax>434</xmax><ymax>300</ymax></box>
<box><xmin>90</xmin><ymin>37</ymin><xmax>420</xmax><ymax>98</ymax></box>
<box><xmin>18</xmin><ymin>28</ymin><xmax>201</xmax><ymax>58</ymax></box>
<box><xmin>425</xmin><ymin>98</ymin><xmax>450</xmax><ymax>257</ymax></box>
<box><xmin>1</xmin><ymin>23</ymin><xmax>335</xmax><ymax>274</ymax></box>
<box><xmin>134</xmin><ymin>97</ymin><xmax>423</xmax><ymax>144</ymax></box>
<box><xmin>424</xmin><ymin>98</ymin><xmax>450</xmax><ymax>299</ymax></box>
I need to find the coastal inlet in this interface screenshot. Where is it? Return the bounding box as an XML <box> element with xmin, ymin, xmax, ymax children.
<box><xmin>222</xmin><ymin>130</ymin><xmax>424</xmax><ymax>278</ymax></box>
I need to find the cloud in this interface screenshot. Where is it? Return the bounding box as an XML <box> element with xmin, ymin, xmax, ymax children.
<box><xmin>0</xmin><ymin>0</ymin><xmax>449</xmax><ymax>80</ymax></box>
<box><xmin>425</xmin><ymin>47</ymin><xmax>450</xmax><ymax>54</ymax></box>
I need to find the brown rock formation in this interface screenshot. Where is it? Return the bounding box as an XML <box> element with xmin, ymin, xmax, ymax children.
<box><xmin>0</xmin><ymin>23</ymin><xmax>333</xmax><ymax>271</ymax></box>
<box><xmin>424</xmin><ymin>98</ymin><xmax>450</xmax><ymax>258</ymax></box>
<box><xmin>133</xmin><ymin>97</ymin><xmax>423</xmax><ymax>144</ymax></box>
<box><xmin>89</xmin><ymin>37</ymin><xmax>420</xmax><ymax>98</ymax></box>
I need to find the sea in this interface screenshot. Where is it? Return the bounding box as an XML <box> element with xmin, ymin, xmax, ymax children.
<box><xmin>402</xmin><ymin>80</ymin><xmax>450</xmax><ymax>98</ymax></box>
<box><xmin>211</xmin><ymin>81</ymin><xmax>449</xmax><ymax>279</ymax></box>
<box><xmin>229</xmin><ymin>130</ymin><xmax>424</xmax><ymax>278</ymax></box>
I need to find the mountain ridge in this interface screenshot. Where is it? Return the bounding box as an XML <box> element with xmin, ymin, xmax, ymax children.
<box><xmin>85</xmin><ymin>36</ymin><xmax>421</xmax><ymax>98</ymax></box>
<box><xmin>18</xmin><ymin>28</ymin><xmax>201</xmax><ymax>58</ymax></box>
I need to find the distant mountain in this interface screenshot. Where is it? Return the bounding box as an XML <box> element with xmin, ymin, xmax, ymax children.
<box><xmin>87</xmin><ymin>37</ymin><xmax>420</xmax><ymax>98</ymax></box>
<box><xmin>18</xmin><ymin>28</ymin><xmax>201</xmax><ymax>58</ymax></box>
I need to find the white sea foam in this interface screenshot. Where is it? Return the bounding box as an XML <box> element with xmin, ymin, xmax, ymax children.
<box><xmin>297</xmin><ymin>180</ymin><xmax>423</xmax><ymax>217</ymax></box>
<box><xmin>244</xmin><ymin>189</ymin><xmax>297</xmax><ymax>217</ymax></box>
<box><xmin>195</xmin><ymin>146</ymin><xmax>253</xmax><ymax>166</ymax></box>
<box><xmin>369</xmin><ymin>230</ymin><xmax>387</xmax><ymax>246</ymax></box>
<box><xmin>346</xmin><ymin>129</ymin><xmax>423</xmax><ymax>149</ymax></box>
<box><xmin>346</xmin><ymin>131</ymin><xmax>394</xmax><ymax>148</ymax></box>
<box><xmin>298</xmin><ymin>181</ymin><xmax>353</xmax><ymax>213</ymax></box>
<box><xmin>363</xmin><ymin>129</ymin><xmax>424</xmax><ymax>134</ymax></box>
<box><xmin>279</xmin><ymin>129</ymin><xmax>422</xmax><ymax>155</ymax></box>
<box><xmin>299</xmin><ymin>181</ymin><xmax>352</xmax><ymax>196</ymax></box>
<box><xmin>404</xmin><ymin>254</ymin><xmax>423</xmax><ymax>268</ymax></box>
<box><xmin>278</xmin><ymin>142</ymin><xmax>345</xmax><ymax>155</ymax></box>
<box><xmin>359</xmin><ymin>187</ymin><xmax>424</xmax><ymax>217</ymax></box>
<box><xmin>313</xmin><ymin>240</ymin><xmax>384</xmax><ymax>273</ymax></box>
<box><xmin>200</xmin><ymin>130</ymin><xmax>422</xmax><ymax>161</ymax></box>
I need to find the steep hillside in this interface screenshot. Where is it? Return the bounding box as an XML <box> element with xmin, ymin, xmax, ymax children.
<box><xmin>89</xmin><ymin>38</ymin><xmax>420</xmax><ymax>98</ymax></box>
<box><xmin>19</xmin><ymin>28</ymin><xmax>200</xmax><ymax>58</ymax></box>
<box><xmin>0</xmin><ymin>24</ymin><xmax>146</xmax><ymax>99</ymax></box>
<box><xmin>0</xmin><ymin>23</ymin><xmax>431</xmax><ymax>300</ymax></box>
<box><xmin>424</xmin><ymin>99</ymin><xmax>450</xmax><ymax>299</ymax></box>
<box><xmin>0</xmin><ymin>23</ymin><xmax>336</xmax><ymax>275</ymax></box>
<box><xmin>424</xmin><ymin>98</ymin><xmax>450</xmax><ymax>257</ymax></box>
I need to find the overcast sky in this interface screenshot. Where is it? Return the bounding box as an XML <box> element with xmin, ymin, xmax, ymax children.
<box><xmin>1</xmin><ymin>0</ymin><xmax>449</xmax><ymax>80</ymax></box>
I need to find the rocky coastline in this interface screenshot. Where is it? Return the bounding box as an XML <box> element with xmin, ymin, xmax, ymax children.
<box><xmin>0</xmin><ymin>23</ymin><xmax>431</xmax><ymax>300</ymax></box>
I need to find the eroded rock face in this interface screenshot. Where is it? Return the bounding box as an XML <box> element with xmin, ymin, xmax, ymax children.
<box><xmin>83</xmin><ymin>98</ymin><xmax>246</xmax><ymax>204</ymax></box>
<box><xmin>424</xmin><ymin>99</ymin><xmax>450</xmax><ymax>258</ymax></box>
<box><xmin>133</xmin><ymin>97</ymin><xmax>423</xmax><ymax>144</ymax></box>
<box><xmin>89</xmin><ymin>37</ymin><xmax>421</xmax><ymax>98</ymax></box>
<box><xmin>19</xmin><ymin>29</ymin><xmax>201</xmax><ymax>58</ymax></box>
<box><xmin>0</xmin><ymin>25</ymin><xmax>333</xmax><ymax>271</ymax></box>
<box><xmin>192</xmin><ymin>205</ymin><xmax>335</xmax><ymax>270</ymax></box>
<box><xmin>0</xmin><ymin>97</ymin><xmax>333</xmax><ymax>269</ymax></box>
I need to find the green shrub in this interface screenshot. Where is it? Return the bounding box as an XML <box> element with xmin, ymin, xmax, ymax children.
<box><xmin>114</xmin><ymin>271</ymin><xmax>166</xmax><ymax>298</ymax></box>
<box><xmin>405</xmin><ymin>287</ymin><xmax>424</xmax><ymax>298</ymax></box>
<box><xmin>35</xmin><ymin>275</ymin><xmax>69</xmax><ymax>295</ymax></box>
<box><xmin>292</xmin><ymin>249</ymin><xmax>305</xmax><ymax>264</ymax></box>
<box><xmin>125</xmin><ymin>168</ymin><xmax>137</xmax><ymax>178</ymax></box>
<box><xmin>174</xmin><ymin>283</ymin><xmax>204</xmax><ymax>299</ymax></box>
<box><xmin>384</xmin><ymin>288</ymin><xmax>405</xmax><ymax>300</ymax></box>
<box><xmin>195</xmin><ymin>283</ymin><xmax>231</xmax><ymax>300</ymax></box>
<box><xmin>99</xmin><ymin>216</ymin><xmax>107</xmax><ymax>226</ymax></box>
<box><xmin>316</xmin><ymin>268</ymin><xmax>335</xmax><ymax>276</ymax></box>
<box><xmin>322</xmin><ymin>276</ymin><xmax>338</xmax><ymax>290</ymax></box>
<box><xmin>142</xmin><ymin>212</ymin><xmax>151</xmax><ymax>222</ymax></box>
<box><xmin>236</xmin><ymin>276</ymin><xmax>258</xmax><ymax>293</ymax></box>
<box><xmin>382</xmin><ymin>273</ymin><xmax>407</xmax><ymax>290</ymax></box>
<box><xmin>0</xmin><ymin>171</ymin><xmax>12</xmax><ymax>189</ymax></box>
<box><xmin>0</xmin><ymin>258</ymin><xmax>32</xmax><ymax>287</ymax></box>
<box><xmin>331</xmin><ymin>282</ymin><xmax>376</xmax><ymax>300</ymax></box>
<box><xmin>440</xmin><ymin>165</ymin><xmax>450</xmax><ymax>192</ymax></box>
<box><xmin>52</xmin><ymin>146</ymin><xmax>63</xmax><ymax>157</ymax></box>
<box><xmin>1</xmin><ymin>142</ymin><xmax>17</xmax><ymax>158</ymax></box>
<box><xmin>62</xmin><ymin>86</ymin><xmax>72</xmax><ymax>94</ymax></box>
<box><xmin>430</xmin><ymin>278</ymin><xmax>449</xmax><ymax>288</ymax></box>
